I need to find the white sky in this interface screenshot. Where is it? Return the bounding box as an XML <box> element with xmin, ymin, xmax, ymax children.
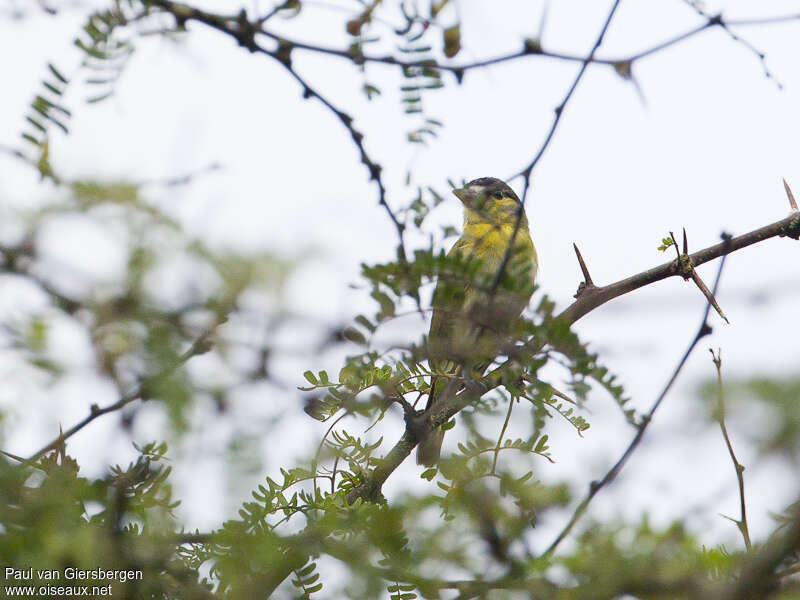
<box><xmin>2</xmin><ymin>0</ymin><xmax>800</xmax><ymax>558</ymax></box>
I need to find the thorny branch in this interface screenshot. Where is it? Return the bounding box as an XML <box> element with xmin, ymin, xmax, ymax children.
<box><xmin>542</xmin><ymin>245</ymin><xmax>729</xmax><ymax>557</ymax></box>
<box><xmin>143</xmin><ymin>2</ymin><xmax>799</xmax><ymax>84</ymax></box>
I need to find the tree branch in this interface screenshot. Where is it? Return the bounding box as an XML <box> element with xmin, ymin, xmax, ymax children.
<box><xmin>140</xmin><ymin>1</ymin><xmax>800</xmax><ymax>84</ymax></box>
<box><xmin>562</xmin><ymin>211</ymin><xmax>799</xmax><ymax>323</ymax></box>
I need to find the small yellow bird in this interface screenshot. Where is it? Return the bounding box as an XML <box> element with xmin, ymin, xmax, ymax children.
<box><xmin>418</xmin><ymin>177</ymin><xmax>538</xmax><ymax>467</ymax></box>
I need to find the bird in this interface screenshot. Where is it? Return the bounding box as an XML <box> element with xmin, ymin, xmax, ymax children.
<box><xmin>417</xmin><ymin>177</ymin><xmax>538</xmax><ymax>467</ymax></box>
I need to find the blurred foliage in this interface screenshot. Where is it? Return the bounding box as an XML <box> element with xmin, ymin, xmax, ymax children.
<box><xmin>700</xmin><ymin>374</ymin><xmax>800</xmax><ymax>457</ymax></box>
<box><xmin>2</xmin><ymin>0</ymin><xmax>800</xmax><ymax>599</ymax></box>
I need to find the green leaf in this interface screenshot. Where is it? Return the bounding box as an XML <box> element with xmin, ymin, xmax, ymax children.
<box><xmin>48</xmin><ymin>62</ymin><xmax>69</xmax><ymax>84</ymax></box>
<box><xmin>25</xmin><ymin>116</ymin><xmax>47</xmax><ymax>133</ymax></box>
<box><xmin>420</xmin><ymin>468</ymin><xmax>437</xmax><ymax>481</ymax></box>
<box><xmin>86</xmin><ymin>91</ymin><xmax>114</xmax><ymax>104</ymax></box>
<box><xmin>355</xmin><ymin>315</ymin><xmax>376</xmax><ymax>332</ymax></box>
<box><xmin>657</xmin><ymin>235</ymin><xmax>676</xmax><ymax>252</ymax></box>
<box><xmin>342</xmin><ymin>327</ymin><xmax>367</xmax><ymax>344</ymax></box>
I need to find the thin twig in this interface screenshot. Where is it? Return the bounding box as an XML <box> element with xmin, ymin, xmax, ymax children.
<box><xmin>312</xmin><ymin>411</ymin><xmax>349</xmax><ymax>496</ymax></box>
<box><xmin>628</xmin><ymin>21</ymin><xmax>712</xmax><ymax>61</ymax></box>
<box><xmin>680</xmin><ymin>1</ymin><xmax>781</xmax><ymax>88</ymax></box>
<box><xmin>516</xmin><ymin>0</ymin><xmax>623</xmax><ymax>203</ymax></box>
<box><xmin>17</xmin><ymin>331</ymin><xmax>214</xmax><ymax>465</ymax></box>
<box><xmin>710</xmin><ymin>348</ymin><xmax>751</xmax><ymax>551</ymax></box>
<box><xmin>142</xmin><ymin>162</ymin><xmax>222</xmax><ymax>187</ymax></box>
<box><xmin>492</xmin><ymin>396</ymin><xmax>515</xmax><ymax>474</ymax></box>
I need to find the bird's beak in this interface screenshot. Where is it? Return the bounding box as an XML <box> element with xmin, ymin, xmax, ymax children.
<box><xmin>453</xmin><ymin>186</ymin><xmax>475</xmax><ymax>204</ymax></box>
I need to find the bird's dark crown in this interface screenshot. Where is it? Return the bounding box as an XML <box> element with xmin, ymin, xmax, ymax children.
<box><xmin>465</xmin><ymin>177</ymin><xmax>520</xmax><ymax>202</ymax></box>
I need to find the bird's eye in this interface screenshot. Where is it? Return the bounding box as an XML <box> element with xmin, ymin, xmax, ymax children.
<box><xmin>493</xmin><ymin>191</ymin><xmax>504</xmax><ymax>199</ymax></box>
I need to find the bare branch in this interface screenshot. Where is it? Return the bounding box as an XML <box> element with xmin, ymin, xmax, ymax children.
<box><xmin>680</xmin><ymin>2</ymin><xmax>781</xmax><ymax>88</ymax></box>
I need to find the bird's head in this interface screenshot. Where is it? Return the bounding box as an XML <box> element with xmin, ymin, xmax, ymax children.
<box><xmin>453</xmin><ymin>177</ymin><xmax>524</xmax><ymax>225</ymax></box>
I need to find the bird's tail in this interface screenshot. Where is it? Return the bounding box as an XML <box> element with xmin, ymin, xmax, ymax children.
<box><xmin>416</xmin><ymin>428</ymin><xmax>445</xmax><ymax>467</ymax></box>
<box><xmin>416</xmin><ymin>359</ymin><xmax>491</xmax><ymax>467</ymax></box>
<box><xmin>416</xmin><ymin>374</ymin><xmax>446</xmax><ymax>467</ymax></box>
<box><xmin>416</xmin><ymin>369</ymin><xmax>464</xmax><ymax>467</ymax></box>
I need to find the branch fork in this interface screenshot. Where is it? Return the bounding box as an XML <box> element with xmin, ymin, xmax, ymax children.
<box><xmin>670</xmin><ymin>228</ymin><xmax>729</xmax><ymax>324</ymax></box>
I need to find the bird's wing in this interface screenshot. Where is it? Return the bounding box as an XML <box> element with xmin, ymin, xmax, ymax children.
<box><xmin>428</xmin><ymin>235</ymin><xmax>476</xmax><ymax>364</ymax></box>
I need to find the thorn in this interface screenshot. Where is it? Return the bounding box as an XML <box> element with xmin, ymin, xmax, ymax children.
<box><xmin>57</xmin><ymin>424</ymin><xmax>66</xmax><ymax>462</ymax></box>
<box><xmin>573</xmin><ymin>243</ymin><xmax>594</xmax><ymax>286</ymax></box>
<box><xmin>549</xmin><ymin>385</ymin><xmax>578</xmax><ymax>406</ymax></box>
<box><xmin>691</xmin><ymin>270</ymin><xmax>729</xmax><ymax>324</ymax></box>
<box><xmin>682</xmin><ymin>227</ymin><xmax>688</xmax><ymax>255</ymax></box>
<box><xmin>784</xmin><ymin>178</ymin><xmax>798</xmax><ymax>211</ymax></box>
